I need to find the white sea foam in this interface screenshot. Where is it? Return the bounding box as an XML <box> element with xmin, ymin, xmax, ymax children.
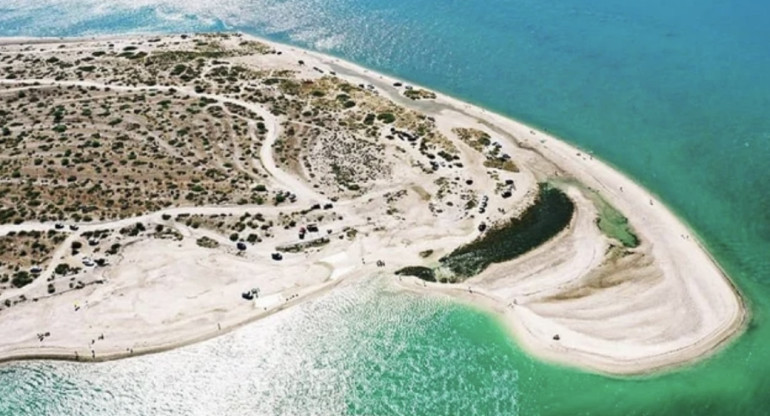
<box><xmin>2</xmin><ymin>0</ymin><xmax>351</xmax><ymax>48</ymax></box>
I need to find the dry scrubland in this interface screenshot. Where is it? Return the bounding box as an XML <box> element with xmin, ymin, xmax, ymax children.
<box><xmin>0</xmin><ymin>33</ymin><xmax>745</xmax><ymax>375</ymax></box>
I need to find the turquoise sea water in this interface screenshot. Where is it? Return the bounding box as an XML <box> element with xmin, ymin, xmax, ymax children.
<box><xmin>1</xmin><ymin>0</ymin><xmax>769</xmax><ymax>414</ymax></box>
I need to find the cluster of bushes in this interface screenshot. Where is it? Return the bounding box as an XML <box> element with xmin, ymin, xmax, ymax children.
<box><xmin>11</xmin><ymin>271</ymin><xmax>33</xmax><ymax>288</ymax></box>
<box><xmin>196</xmin><ymin>236</ymin><xmax>220</xmax><ymax>249</ymax></box>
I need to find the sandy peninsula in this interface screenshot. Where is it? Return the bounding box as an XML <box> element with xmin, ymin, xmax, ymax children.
<box><xmin>0</xmin><ymin>32</ymin><xmax>745</xmax><ymax>375</ymax></box>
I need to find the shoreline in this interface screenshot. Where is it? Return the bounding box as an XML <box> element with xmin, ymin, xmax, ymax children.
<box><xmin>244</xmin><ymin>33</ymin><xmax>749</xmax><ymax>376</ymax></box>
<box><xmin>0</xmin><ymin>275</ymin><xmax>346</xmax><ymax>366</ymax></box>
<box><xmin>394</xmin><ymin>273</ymin><xmax>745</xmax><ymax>377</ymax></box>
<box><xmin>0</xmin><ymin>32</ymin><xmax>747</xmax><ymax>375</ymax></box>
<box><xmin>249</xmin><ymin>32</ymin><xmax>747</xmax><ymax>367</ymax></box>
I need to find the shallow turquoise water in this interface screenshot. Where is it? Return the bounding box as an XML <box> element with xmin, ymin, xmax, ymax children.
<box><xmin>1</xmin><ymin>0</ymin><xmax>769</xmax><ymax>414</ymax></box>
<box><xmin>0</xmin><ymin>280</ymin><xmax>522</xmax><ymax>415</ymax></box>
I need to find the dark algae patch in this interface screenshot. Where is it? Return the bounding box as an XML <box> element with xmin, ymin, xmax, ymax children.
<box><xmin>439</xmin><ymin>184</ymin><xmax>574</xmax><ymax>279</ymax></box>
<box><xmin>394</xmin><ymin>184</ymin><xmax>575</xmax><ymax>283</ymax></box>
<box><xmin>395</xmin><ymin>266</ymin><xmax>436</xmax><ymax>282</ymax></box>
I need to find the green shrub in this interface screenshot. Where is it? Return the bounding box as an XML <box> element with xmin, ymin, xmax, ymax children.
<box><xmin>11</xmin><ymin>271</ymin><xmax>33</xmax><ymax>288</ymax></box>
<box><xmin>377</xmin><ymin>113</ymin><xmax>396</xmax><ymax>123</ymax></box>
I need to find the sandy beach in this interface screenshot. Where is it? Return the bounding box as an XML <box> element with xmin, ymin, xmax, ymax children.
<box><xmin>0</xmin><ymin>32</ymin><xmax>746</xmax><ymax>375</ymax></box>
